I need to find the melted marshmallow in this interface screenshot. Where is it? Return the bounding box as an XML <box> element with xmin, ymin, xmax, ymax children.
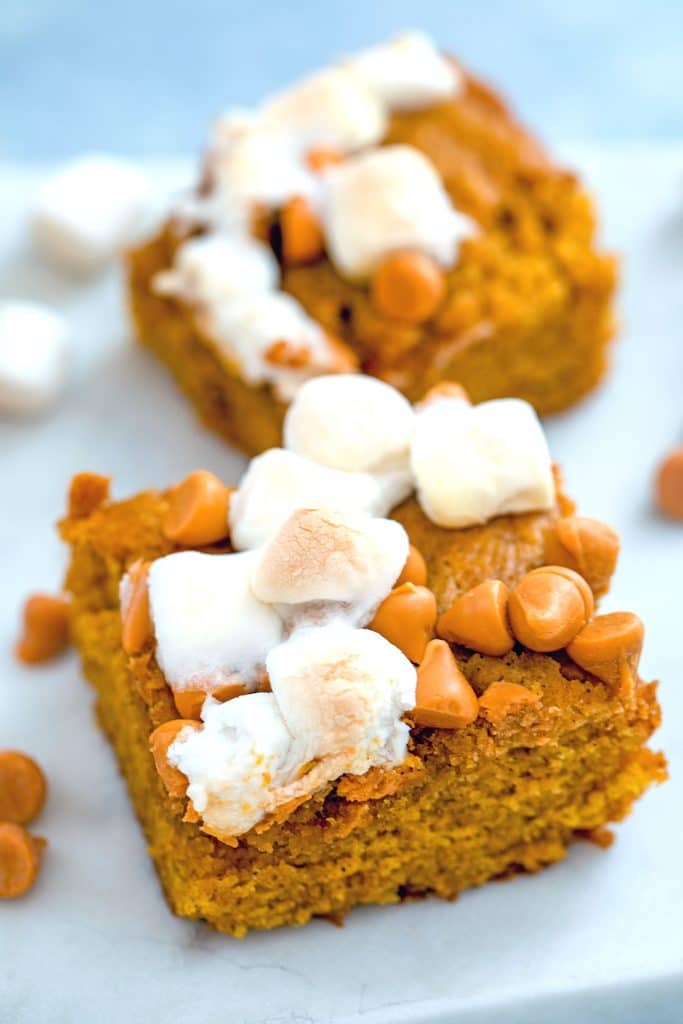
<box><xmin>411</xmin><ymin>395</ymin><xmax>555</xmax><ymax>528</ymax></box>
<box><xmin>153</xmin><ymin>234</ymin><xmax>279</xmax><ymax>305</ymax></box>
<box><xmin>250</xmin><ymin>508</ymin><xmax>408</xmax><ymax>625</ymax></box>
<box><xmin>147</xmin><ymin>550</ymin><xmax>283</xmax><ymax>691</ymax></box>
<box><xmin>323</xmin><ymin>145</ymin><xmax>473</xmax><ymax>278</ymax></box>
<box><xmin>208</xmin><ymin>127</ymin><xmax>320</xmax><ymax>213</ymax></box>
<box><xmin>229</xmin><ymin>448</ymin><xmax>388</xmax><ymax>550</ymax></box>
<box><xmin>345</xmin><ymin>31</ymin><xmax>462</xmax><ymax>110</ymax></box>
<box><xmin>0</xmin><ymin>301</ymin><xmax>69</xmax><ymax>416</ymax></box>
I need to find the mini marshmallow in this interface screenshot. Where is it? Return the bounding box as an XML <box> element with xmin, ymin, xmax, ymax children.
<box><xmin>148</xmin><ymin>550</ymin><xmax>283</xmax><ymax>692</ymax></box>
<box><xmin>345</xmin><ymin>31</ymin><xmax>462</xmax><ymax>110</ymax></box>
<box><xmin>411</xmin><ymin>396</ymin><xmax>555</xmax><ymax>528</ymax></box>
<box><xmin>283</xmin><ymin>373</ymin><xmax>415</xmax><ymax>475</ymax></box>
<box><xmin>260</xmin><ymin>67</ymin><xmax>386</xmax><ymax>151</ymax></box>
<box><xmin>169</xmin><ymin>692</ymin><xmax>296</xmax><ymax>837</ymax></box>
<box><xmin>250</xmin><ymin>508</ymin><xmax>409</xmax><ymax>625</ymax></box>
<box><xmin>153</xmin><ymin>234</ymin><xmax>279</xmax><ymax>305</ymax></box>
<box><xmin>32</xmin><ymin>156</ymin><xmax>151</xmax><ymax>274</ymax></box>
<box><xmin>323</xmin><ymin>145</ymin><xmax>473</xmax><ymax>278</ymax></box>
<box><xmin>267</xmin><ymin>624</ymin><xmax>416</xmax><ymax>770</ymax></box>
<box><xmin>0</xmin><ymin>301</ymin><xmax>69</xmax><ymax>416</ymax></box>
<box><xmin>229</xmin><ymin>449</ymin><xmax>388</xmax><ymax>551</ymax></box>
<box><xmin>209</xmin><ymin>127</ymin><xmax>320</xmax><ymax>213</ymax></box>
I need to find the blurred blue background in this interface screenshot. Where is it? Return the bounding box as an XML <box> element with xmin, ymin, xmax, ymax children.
<box><xmin>2</xmin><ymin>0</ymin><xmax>682</xmax><ymax>159</ymax></box>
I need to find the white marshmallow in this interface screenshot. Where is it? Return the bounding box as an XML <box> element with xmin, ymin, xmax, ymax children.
<box><xmin>147</xmin><ymin>550</ymin><xmax>283</xmax><ymax>692</ymax></box>
<box><xmin>0</xmin><ymin>301</ymin><xmax>69</xmax><ymax>416</ymax></box>
<box><xmin>229</xmin><ymin>448</ymin><xmax>388</xmax><ymax>551</ymax></box>
<box><xmin>32</xmin><ymin>156</ymin><xmax>151</xmax><ymax>274</ymax></box>
<box><xmin>267</xmin><ymin>624</ymin><xmax>415</xmax><ymax>770</ymax></box>
<box><xmin>260</xmin><ymin>67</ymin><xmax>386</xmax><ymax>151</ymax></box>
<box><xmin>323</xmin><ymin>145</ymin><xmax>473</xmax><ymax>278</ymax></box>
<box><xmin>208</xmin><ymin>290</ymin><xmax>339</xmax><ymax>401</ymax></box>
<box><xmin>209</xmin><ymin>127</ymin><xmax>320</xmax><ymax>213</ymax></box>
<box><xmin>169</xmin><ymin>692</ymin><xmax>296</xmax><ymax>837</ymax></box>
<box><xmin>283</xmin><ymin>373</ymin><xmax>415</xmax><ymax>475</ymax></box>
<box><xmin>153</xmin><ymin>233</ymin><xmax>279</xmax><ymax>305</ymax></box>
<box><xmin>250</xmin><ymin>508</ymin><xmax>408</xmax><ymax>625</ymax></box>
<box><xmin>411</xmin><ymin>396</ymin><xmax>555</xmax><ymax>528</ymax></box>
<box><xmin>345</xmin><ymin>31</ymin><xmax>462</xmax><ymax>110</ymax></box>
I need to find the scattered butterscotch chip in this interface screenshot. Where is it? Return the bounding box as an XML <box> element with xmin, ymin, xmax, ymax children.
<box><xmin>0</xmin><ymin>751</ymin><xmax>46</xmax><ymax>825</ymax></box>
<box><xmin>413</xmin><ymin>639</ymin><xmax>479</xmax><ymax>729</ymax></box>
<box><xmin>0</xmin><ymin>823</ymin><xmax>45</xmax><ymax>899</ymax></box>
<box><xmin>67</xmin><ymin>471</ymin><xmax>111</xmax><ymax>518</ymax></box>
<box><xmin>368</xmin><ymin>582</ymin><xmax>437</xmax><ymax>663</ymax></box>
<box><xmin>508</xmin><ymin>566</ymin><xmax>591</xmax><ymax>652</ymax></box>
<box><xmin>566</xmin><ymin>612</ymin><xmax>644</xmax><ymax>687</ymax></box>
<box><xmin>164</xmin><ymin>469</ymin><xmax>232</xmax><ymax>547</ymax></box>
<box><xmin>306</xmin><ymin>145</ymin><xmax>345</xmax><ymax>173</ymax></box>
<box><xmin>479</xmin><ymin>681</ymin><xmax>539</xmax><ymax>726</ymax></box>
<box><xmin>15</xmin><ymin>593</ymin><xmax>70</xmax><ymax>665</ymax></box>
<box><xmin>437</xmin><ymin>579</ymin><xmax>514</xmax><ymax>656</ymax></box>
<box><xmin>280</xmin><ymin>196</ymin><xmax>325</xmax><ymax>266</ymax></box>
<box><xmin>371</xmin><ymin>250</ymin><xmax>447</xmax><ymax>324</ymax></box>
<box><xmin>149</xmin><ymin>719</ymin><xmax>201</xmax><ymax>798</ymax></box>
<box><xmin>264</xmin><ymin>339</ymin><xmax>311</xmax><ymax>368</ymax></box>
<box><xmin>395</xmin><ymin>543</ymin><xmax>428</xmax><ymax>587</ymax></box>
<box><xmin>655</xmin><ymin>446</ymin><xmax>683</xmax><ymax>521</ymax></box>
<box><xmin>418</xmin><ymin>380</ymin><xmax>470</xmax><ymax>406</ymax></box>
<box><xmin>544</xmin><ymin>516</ymin><xmax>620</xmax><ymax>594</ymax></box>
<box><xmin>173</xmin><ymin>682</ymin><xmax>247</xmax><ymax>720</ymax></box>
<box><xmin>121</xmin><ymin>560</ymin><xmax>153</xmax><ymax>655</ymax></box>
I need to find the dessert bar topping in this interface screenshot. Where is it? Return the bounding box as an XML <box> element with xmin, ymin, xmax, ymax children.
<box><xmin>0</xmin><ymin>752</ymin><xmax>47</xmax><ymax>826</ymax></box>
<box><xmin>507</xmin><ymin>566</ymin><xmax>594</xmax><ymax>653</ymax></box>
<box><xmin>437</xmin><ymin>580</ymin><xmax>515</xmax><ymax>657</ymax></box>
<box><xmin>413</xmin><ymin>639</ymin><xmax>479</xmax><ymax>729</ymax></box>
<box><xmin>0</xmin><ymin>823</ymin><xmax>46</xmax><ymax>900</ymax></box>
<box><xmin>543</xmin><ymin>515</ymin><xmax>620</xmax><ymax>595</ymax></box>
<box><xmin>163</xmin><ymin>470</ymin><xmax>232</xmax><ymax>547</ymax></box>
<box><xmin>343</xmin><ymin>31</ymin><xmax>462</xmax><ymax>110</ymax></box>
<box><xmin>370</xmin><ymin>249</ymin><xmax>447</xmax><ymax>324</ymax></box>
<box><xmin>0</xmin><ymin>301</ymin><xmax>70</xmax><ymax>417</ymax></box>
<box><xmin>154</xmin><ymin>234</ymin><xmax>279</xmax><ymax>305</ymax></box>
<box><xmin>15</xmin><ymin>592</ymin><xmax>70</xmax><ymax>664</ymax></box>
<box><xmin>368</xmin><ymin>582</ymin><xmax>438</xmax><ymax>663</ymax></box>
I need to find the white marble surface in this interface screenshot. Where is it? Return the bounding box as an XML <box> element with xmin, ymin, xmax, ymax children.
<box><xmin>1</xmin><ymin>147</ymin><xmax>682</xmax><ymax>1023</ymax></box>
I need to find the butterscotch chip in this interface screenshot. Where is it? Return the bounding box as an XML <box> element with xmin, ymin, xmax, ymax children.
<box><xmin>15</xmin><ymin>593</ymin><xmax>70</xmax><ymax>665</ymax></box>
<box><xmin>437</xmin><ymin>579</ymin><xmax>514</xmax><ymax>656</ymax></box>
<box><xmin>371</xmin><ymin>250</ymin><xmax>447</xmax><ymax>324</ymax></box>
<box><xmin>149</xmin><ymin>719</ymin><xmax>201</xmax><ymax>798</ymax></box>
<box><xmin>163</xmin><ymin>470</ymin><xmax>231</xmax><ymax>546</ymax></box>
<box><xmin>527</xmin><ymin>565</ymin><xmax>594</xmax><ymax>619</ymax></box>
<box><xmin>479</xmin><ymin>681</ymin><xmax>539</xmax><ymax>726</ymax></box>
<box><xmin>306</xmin><ymin>146</ymin><xmax>345</xmax><ymax>173</ymax></box>
<box><xmin>508</xmin><ymin>567</ymin><xmax>591</xmax><ymax>652</ymax></box>
<box><xmin>67</xmin><ymin>472</ymin><xmax>111</xmax><ymax>517</ymax></box>
<box><xmin>413</xmin><ymin>639</ymin><xmax>479</xmax><ymax>729</ymax></box>
<box><xmin>368</xmin><ymin>582</ymin><xmax>437</xmax><ymax>663</ymax></box>
<box><xmin>121</xmin><ymin>560</ymin><xmax>153</xmax><ymax>655</ymax></box>
<box><xmin>0</xmin><ymin>751</ymin><xmax>46</xmax><ymax>825</ymax></box>
<box><xmin>566</xmin><ymin>612</ymin><xmax>644</xmax><ymax>687</ymax></box>
<box><xmin>655</xmin><ymin>447</ymin><xmax>683</xmax><ymax>521</ymax></box>
<box><xmin>0</xmin><ymin>823</ymin><xmax>45</xmax><ymax>899</ymax></box>
<box><xmin>173</xmin><ymin>682</ymin><xmax>247</xmax><ymax>720</ymax></box>
<box><xmin>544</xmin><ymin>516</ymin><xmax>620</xmax><ymax>594</ymax></box>
<box><xmin>395</xmin><ymin>543</ymin><xmax>428</xmax><ymax>587</ymax></box>
<box><xmin>280</xmin><ymin>196</ymin><xmax>325</xmax><ymax>267</ymax></box>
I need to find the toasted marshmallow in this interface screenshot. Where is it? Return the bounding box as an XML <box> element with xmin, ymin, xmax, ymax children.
<box><xmin>345</xmin><ymin>31</ymin><xmax>462</xmax><ymax>110</ymax></box>
<box><xmin>208</xmin><ymin>291</ymin><xmax>341</xmax><ymax>402</ymax></box>
<box><xmin>32</xmin><ymin>156</ymin><xmax>151</xmax><ymax>274</ymax></box>
<box><xmin>147</xmin><ymin>550</ymin><xmax>283</xmax><ymax>692</ymax></box>
<box><xmin>260</xmin><ymin>67</ymin><xmax>386</xmax><ymax>151</ymax></box>
<box><xmin>284</xmin><ymin>373</ymin><xmax>415</xmax><ymax>474</ymax></box>
<box><xmin>251</xmin><ymin>508</ymin><xmax>408</xmax><ymax>625</ymax></box>
<box><xmin>411</xmin><ymin>396</ymin><xmax>555</xmax><ymax>528</ymax></box>
<box><xmin>153</xmin><ymin>234</ymin><xmax>279</xmax><ymax>305</ymax></box>
<box><xmin>229</xmin><ymin>449</ymin><xmax>389</xmax><ymax>550</ymax></box>
<box><xmin>323</xmin><ymin>145</ymin><xmax>472</xmax><ymax>278</ymax></box>
<box><xmin>267</xmin><ymin>624</ymin><xmax>415</xmax><ymax>769</ymax></box>
<box><xmin>0</xmin><ymin>301</ymin><xmax>69</xmax><ymax>416</ymax></box>
<box><xmin>169</xmin><ymin>692</ymin><xmax>296</xmax><ymax>837</ymax></box>
<box><xmin>209</xmin><ymin>127</ymin><xmax>320</xmax><ymax>213</ymax></box>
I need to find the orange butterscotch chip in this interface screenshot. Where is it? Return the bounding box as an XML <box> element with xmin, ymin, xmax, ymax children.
<box><xmin>395</xmin><ymin>544</ymin><xmax>428</xmax><ymax>588</ymax></box>
<box><xmin>655</xmin><ymin>446</ymin><xmax>683</xmax><ymax>521</ymax></box>
<box><xmin>478</xmin><ymin>681</ymin><xmax>539</xmax><ymax>726</ymax></box>
<box><xmin>149</xmin><ymin>719</ymin><xmax>201</xmax><ymax>798</ymax></box>
<box><xmin>280</xmin><ymin>195</ymin><xmax>325</xmax><ymax>267</ymax></box>
<box><xmin>413</xmin><ymin>639</ymin><xmax>479</xmax><ymax>729</ymax></box>
<box><xmin>508</xmin><ymin>566</ymin><xmax>593</xmax><ymax>652</ymax></box>
<box><xmin>368</xmin><ymin>582</ymin><xmax>437</xmax><ymax>663</ymax></box>
<box><xmin>264</xmin><ymin>339</ymin><xmax>311</xmax><ymax>368</ymax></box>
<box><xmin>418</xmin><ymin>380</ymin><xmax>470</xmax><ymax>406</ymax></box>
<box><xmin>566</xmin><ymin>612</ymin><xmax>644</xmax><ymax>687</ymax></box>
<box><xmin>0</xmin><ymin>823</ymin><xmax>45</xmax><ymax>899</ymax></box>
<box><xmin>15</xmin><ymin>593</ymin><xmax>70</xmax><ymax>665</ymax></box>
<box><xmin>0</xmin><ymin>751</ymin><xmax>46</xmax><ymax>825</ymax></box>
<box><xmin>121</xmin><ymin>560</ymin><xmax>153</xmax><ymax>655</ymax></box>
<box><xmin>306</xmin><ymin>145</ymin><xmax>345</xmax><ymax>172</ymax></box>
<box><xmin>164</xmin><ymin>470</ymin><xmax>232</xmax><ymax>547</ymax></box>
<box><xmin>544</xmin><ymin>516</ymin><xmax>620</xmax><ymax>594</ymax></box>
<box><xmin>437</xmin><ymin>580</ymin><xmax>514</xmax><ymax>656</ymax></box>
<box><xmin>173</xmin><ymin>682</ymin><xmax>247</xmax><ymax>720</ymax></box>
<box><xmin>67</xmin><ymin>471</ymin><xmax>111</xmax><ymax>518</ymax></box>
<box><xmin>371</xmin><ymin>249</ymin><xmax>447</xmax><ymax>324</ymax></box>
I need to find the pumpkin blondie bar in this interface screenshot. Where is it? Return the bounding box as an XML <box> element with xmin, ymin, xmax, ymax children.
<box><xmin>59</xmin><ymin>376</ymin><xmax>663</xmax><ymax>936</ymax></box>
<box><xmin>127</xmin><ymin>32</ymin><xmax>617</xmax><ymax>455</ymax></box>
